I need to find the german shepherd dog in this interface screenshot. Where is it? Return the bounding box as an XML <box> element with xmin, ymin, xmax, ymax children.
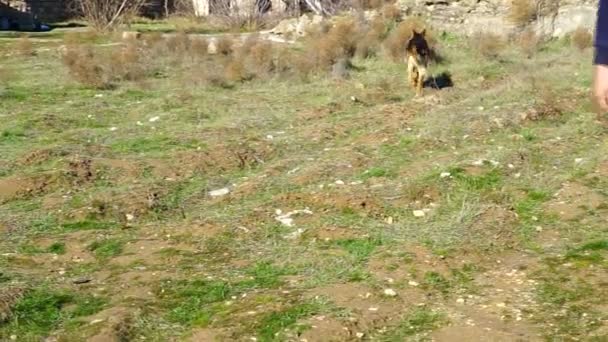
<box><xmin>406</xmin><ymin>29</ymin><xmax>431</xmax><ymax>97</ymax></box>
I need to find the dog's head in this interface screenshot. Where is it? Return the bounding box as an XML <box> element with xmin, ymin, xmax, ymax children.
<box><xmin>406</xmin><ymin>29</ymin><xmax>430</xmax><ymax>62</ymax></box>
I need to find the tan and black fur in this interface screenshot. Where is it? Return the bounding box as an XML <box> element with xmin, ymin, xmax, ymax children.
<box><xmin>406</xmin><ymin>29</ymin><xmax>430</xmax><ymax>97</ymax></box>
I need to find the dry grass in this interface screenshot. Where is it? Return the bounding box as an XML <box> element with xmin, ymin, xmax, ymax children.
<box><xmin>470</xmin><ymin>32</ymin><xmax>505</xmax><ymax>58</ymax></box>
<box><xmin>303</xmin><ymin>17</ymin><xmax>364</xmax><ymax>71</ymax></box>
<box><xmin>165</xmin><ymin>31</ymin><xmax>191</xmax><ymax>53</ymax></box>
<box><xmin>508</xmin><ymin>0</ymin><xmax>537</xmax><ymax>26</ymax></box>
<box><xmin>0</xmin><ymin>287</ymin><xmax>27</xmax><ymax>323</ymax></box>
<box><xmin>215</xmin><ymin>36</ymin><xmax>234</xmax><ymax>56</ymax></box>
<box><xmin>189</xmin><ymin>37</ymin><xmax>209</xmax><ymax>56</ymax></box>
<box><xmin>518</xmin><ymin>28</ymin><xmax>540</xmax><ymax>58</ymax></box>
<box><xmin>571</xmin><ymin>27</ymin><xmax>593</xmax><ymax>51</ymax></box>
<box><xmin>247</xmin><ymin>40</ymin><xmax>275</xmax><ymax>76</ymax></box>
<box><xmin>224</xmin><ymin>57</ymin><xmax>250</xmax><ymax>82</ymax></box>
<box><xmin>381</xmin><ymin>4</ymin><xmax>402</xmax><ymax>21</ymax></box>
<box><xmin>16</xmin><ymin>35</ymin><xmax>35</xmax><ymax>57</ymax></box>
<box><xmin>61</xmin><ymin>45</ymin><xmax>112</xmax><ymax>89</ymax></box>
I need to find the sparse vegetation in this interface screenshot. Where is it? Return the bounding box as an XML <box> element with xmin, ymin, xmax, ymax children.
<box><xmin>471</xmin><ymin>31</ymin><xmax>505</xmax><ymax>58</ymax></box>
<box><xmin>508</xmin><ymin>0</ymin><xmax>537</xmax><ymax>26</ymax></box>
<box><xmin>571</xmin><ymin>27</ymin><xmax>593</xmax><ymax>51</ymax></box>
<box><xmin>0</xmin><ymin>12</ymin><xmax>605</xmax><ymax>342</ymax></box>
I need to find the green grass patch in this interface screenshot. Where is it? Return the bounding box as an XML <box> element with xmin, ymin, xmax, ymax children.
<box><xmin>110</xmin><ymin>136</ymin><xmax>197</xmax><ymax>154</ymax></box>
<box><xmin>334</xmin><ymin>237</ymin><xmax>383</xmax><ymax>262</ymax></box>
<box><xmin>87</xmin><ymin>239</ymin><xmax>125</xmax><ymax>259</ymax></box>
<box><xmin>60</xmin><ymin>219</ymin><xmax>119</xmax><ymax>232</ymax></box>
<box><xmin>380</xmin><ymin>308</ymin><xmax>446</xmax><ymax>340</ymax></box>
<box><xmin>257</xmin><ymin>302</ymin><xmax>321</xmax><ymax>342</ymax></box>
<box><xmin>1</xmin><ymin>288</ymin><xmax>107</xmax><ymax>338</ymax></box>
<box><xmin>161</xmin><ymin>280</ymin><xmax>232</xmax><ymax>327</ymax></box>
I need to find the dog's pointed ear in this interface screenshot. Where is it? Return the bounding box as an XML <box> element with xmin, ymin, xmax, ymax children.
<box><xmin>420</xmin><ymin>28</ymin><xmax>426</xmax><ymax>36</ymax></box>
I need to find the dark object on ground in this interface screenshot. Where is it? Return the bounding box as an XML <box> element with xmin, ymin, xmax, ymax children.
<box><xmin>425</xmin><ymin>72</ymin><xmax>453</xmax><ymax>90</ymax></box>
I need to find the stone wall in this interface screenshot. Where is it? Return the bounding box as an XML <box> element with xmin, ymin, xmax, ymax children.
<box><xmin>397</xmin><ymin>0</ymin><xmax>599</xmax><ymax>38</ymax></box>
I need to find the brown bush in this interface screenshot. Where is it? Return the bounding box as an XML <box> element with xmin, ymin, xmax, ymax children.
<box><xmin>381</xmin><ymin>4</ymin><xmax>402</xmax><ymax>21</ymax></box>
<box><xmin>61</xmin><ymin>45</ymin><xmax>112</xmax><ymax>89</ymax></box>
<box><xmin>109</xmin><ymin>41</ymin><xmax>146</xmax><ymax>81</ymax></box>
<box><xmin>247</xmin><ymin>40</ymin><xmax>275</xmax><ymax>76</ymax></box>
<box><xmin>471</xmin><ymin>32</ymin><xmax>505</xmax><ymax>58</ymax></box>
<box><xmin>74</xmin><ymin>0</ymin><xmax>146</xmax><ymax>32</ymax></box>
<box><xmin>16</xmin><ymin>35</ymin><xmax>35</xmax><ymax>56</ymax></box>
<box><xmin>518</xmin><ymin>28</ymin><xmax>540</xmax><ymax>58</ymax></box>
<box><xmin>141</xmin><ymin>32</ymin><xmax>164</xmax><ymax>47</ymax></box>
<box><xmin>224</xmin><ymin>57</ymin><xmax>250</xmax><ymax>82</ymax></box>
<box><xmin>508</xmin><ymin>0</ymin><xmax>537</xmax><ymax>26</ymax></box>
<box><xmin>189</xmin><ymin>37</ymin><xmax>209</xmax><ymax>57</ymax></box>
<box><xmin>571</xmin><ymin>27</ymin><xmax>593</xmax><ymax>51</ymax></box>
<box><xmin>165</xmin><ymin>31</ymin><xmax>191</xmax><ymax>53</ymax></box>
<box><xmin>304</xmin><ymin>17</ymin><xmax>363</xmax><ymax>70</ymax></box>
<box><xmin>215</xmin><ymin>36</ymin><xmax>234</xmax><ymax>56</ymax></box>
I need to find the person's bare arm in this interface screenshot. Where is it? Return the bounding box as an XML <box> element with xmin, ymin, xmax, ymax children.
<box><xmin>593</xmin><ymin>0</ymin><xmax>608</xmax><ymax>113</ymax></box>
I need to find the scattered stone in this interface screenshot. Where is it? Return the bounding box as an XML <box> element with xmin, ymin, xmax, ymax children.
<box><xmin>209</xmin><ymin>187</ymin><xmax>230</xmax><ymax>197</ymax></box>
<box><xmin>356</xmin><ymin>332</ymin><xmax>365</xmax><ymax>338</ymax></box>
<box><xmin>383</xmin><ymin>288</ymin><xmax>398</xmax><ymax>297</ymax></box>
<box><xmin>149</xmin><ymin>116</ymin><xmax>160</xmax><ymax>122</ymax></box>
<box><xmin>125</xmin><ymin>214</ymin><xmax>135</xmax><ymax>221</ymax></box>
<box><xmin>72</xmin><ymin>277</ymin><xmax>92</xmax><ymax>285</ymax></box>
<box><xmin>385</xmin><ymin>216</ymin><xmax>394</xmax><ymax>225</ymax></box>
<box><xmin>109</xmin><ymin>127</ymin><xmax>118</xmax><ymax>131</ymax></box>
<box><xmin>408</xmin><ymin>280</ymin><xmax>419</xmax><ymax>287</ymax></box>
<box><xmin>335</xmin><ymin>180</ymin><xmax>345</xmax><ymax>185</ymax></box>
<box><xmin>368</xmin><ymin>307</ymin><xmax>379</xmax><ymax>312</ymax></box>
<box><xmin>413</xmin><ymin>210</ymin><xmax>426</xmax><ymax>217</ymax></box>
<box><xmin>456</xmin><ymin>298</ymin><xmax>465</xmax><ymax>304</ymax></box>
<box><xmin>440</xmin><ymin>172</ymin><xmax>451</xmax><ymax>178</ymax></box>
<box><xmin>575</xmin><ymin>158</ymin><xmax>584</xmax><ymax>164</ymax></box>
<box><xmin>275</xmin><ymin>208</ymin><xmax>313</xmax><ymax>227</ymax></box>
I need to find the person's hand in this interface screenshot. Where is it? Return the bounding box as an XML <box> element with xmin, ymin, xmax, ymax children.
<box><xmin>593</xmin><ymin>65</ymin><xmax>608</xmax><ymax>116</ymax></box>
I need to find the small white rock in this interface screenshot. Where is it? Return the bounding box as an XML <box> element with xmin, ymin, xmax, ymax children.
<box><xmin>149</xmin><ymin>116</ymin><xmax>160</xmax><ymax>122</ymax></box>
<box><xmin>335</xmin><ymin>180</ymin><xmax>345</xmax><ymax>185</ymax></box>
<box><xmin>383</xmin><ymin>288</ymin><xmax>398</xmax><ymax>297</ymax></box>
<box><xmin>209</xmin><ymin>187</ymin><xmax>230</xmax><ymax>197</ymax></box>
<box><xmin>125</xmin><ymin>214</ymin><xmax>135</xmax><ymax>221</ymax></box>
<box><xmin>456</xmin><ymin>298</ymin><xmax>465</xmax><ymax>304</ymax></box>
<box><xmin>413</xmin><ymin>210</ymin><xmax>426</xmax><ymax>217</ymax></box>
<box><xmin>356</xmin><ymin>332</ymin><xmax>365</xmax><ymax>338</ymax></box>
<box><xmin>109</xmin><ymin>127</ymin><xmax>118</xmax><ymax>131</ymax></box>
<box><xmin>408</xmin><ymin>280</ymin><xmax>419</xmax><ymax>287</ymax></box>
<box><xmin>266</xmin><ymin>135</ymin><xmax>274</xmax><ymax>140</ymax></box>
<box><xmin>368</xmin><ymin>307</ymin><xmax>379</xmax><ymax>312</ymax></box>
<box><xmin>440</xmin><ymin>172</ymin><xmax>451</xmax><ymax>178</ymax></box>
<box><xmin>575</xmin><ymin>158</ymin><xmax>584</xmax><ymax>164</ymax></box>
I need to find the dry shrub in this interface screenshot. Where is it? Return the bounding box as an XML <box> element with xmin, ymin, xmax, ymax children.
<box><xmin>165</xmin><ymin>31</ymin><xmax>191</xmax><ymax>53</ymax></box>
<box><xmin>304</xmin><ymin>17</ymin><xmax>363</xmax><ymax>70</ymax></box>
<box><xmin>354</xmin><ymin>0</ymin><xmax>393</xmax><ymax>10</ymax></box>
<box><xmin>190</xmin><ymin>37</ymin><xmax>209</xmax><ymax>56</ymax></box>
<box><xmin>381</xmin><ymin>4</ymin><xmax>402</xmax><ymax>21</ymax></box>
<box><xmin>142</xmin><ymin>32</ymin><xmax>164</xmax><ymax>47</ymax></box>
<box><xmin>571</xmin><ymin>27</ymin><xmax>592</xmax><ymax>51</ymax></box>
<box><xmin>509</xmin><ymin>0</ymin><xmax>537</xmax><ymax>26</ymax></box>
<box><xmin>521</xmin><ymin>80</ymin><xmax>562</xmax><ymax>121</ymax></box>
<box><xmin>215</xmin><ymin>36</ymin><xmax>234</xmax><ymax>56</ymax></box>
<box><xmin>0</xmin><ymin>287</ymin><xmax>26</xmax><ymax>323</ymax></box>
<box><xmin>109</xmin><ymin>40</ymin><xmax>146</xmax><ymax>81</ymax></box>
<box><xmin>247</xmin><ymin>40</ymin><xmax>275</xmax><ymax>76</ymax></box>
<box><xmin>63</xmin><ymin>30</ymin><xmax>99</xmax><ymax>46</ymax></box>
<box><xmin>355</xmin><ymin>17</ymin><xmax>389</xmax><ymax>59</ymax></box>
<box><xmin>518</xmin><ymin>28</ymin><xmax>540</xmax><ymax>58</ymax></box>
<box><xmin>224</xmin><ymin>57</ymin><xmax>250</xmax><ymax>82</ymax></box>
<box><xmin>471</xmin><ymin>32</ymin><xmax>505</xmax><ymax>58</ymax></box>
<box><xmin>383</xmin><ymin>18</ymin><xmax>428</xmax><ymax>61</ymax></box>
<box><xmin>62</xmin><ymin>45</ymin><xmax>112</xmax><ymax>89</ymax></box>
<box><xmin>16</xmin><ymin>35</ymin><xmax>35</xmax><ymax>56</ymax></box>
<box><xmin>73</xmin><ymin>0</ymin><xmax>146</xmax><ymax>31</ymax></box>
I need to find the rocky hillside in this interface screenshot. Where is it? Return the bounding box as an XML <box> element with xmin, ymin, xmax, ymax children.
<box><xmin>397</xmin><ymin>0</ymin><xmax>598</xmax><ymax>37</ymax></box>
